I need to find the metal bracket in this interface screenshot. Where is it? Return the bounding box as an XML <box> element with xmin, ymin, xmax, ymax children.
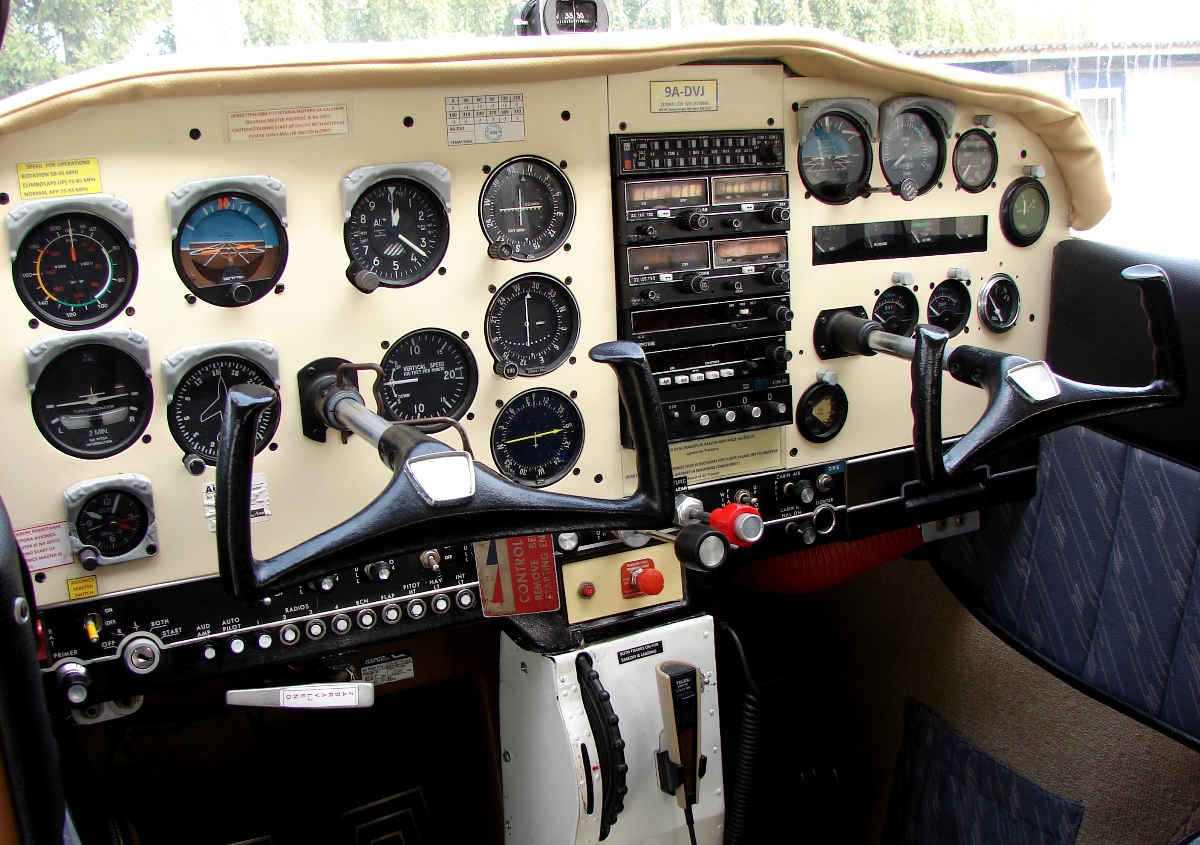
<box><xmin>341</xmin><ymin>162</ymin><xmax>452</xmax><ymax>219</ymax></box>
<box><xmin>161</xmin><ymin>339</ymin><xmax>280</xmax><ymax>405</ymax></box>
<box><xmin>880</xmin><ymin>95</ymin><xmax>956</xmax><ymax>139</ymax></box>
<box><xmin>798</xmin><ymin>97</ymin><xmax>879</xmax><ymax>143</ymax></box>
<box><xmin>166</xmin><ymin>175</ymin><xmax>288</xmax><ymax>239</ymax></box>
<box><xmin>24</xmin><ymin>327</ymin><xmax>151</xmax><ymax>394</ymax></box>
<box><xmin>6</xmin><ymin>194</ymin><xmax>137</xmax><ymax>259</ymax></box>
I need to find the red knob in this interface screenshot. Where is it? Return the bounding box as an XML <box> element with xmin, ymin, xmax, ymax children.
<box><xmin>632</xmin><ymin>567</ymin><xmax>665</xmax><ymax>596</ymax></box>
<box><xmin>709</xmin><ymin>503</ymin><xmax>765</xmax><ymax>548</ymax></box>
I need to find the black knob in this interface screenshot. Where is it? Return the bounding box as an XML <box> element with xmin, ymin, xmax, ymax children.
<box><xmin>230</xmin><ymin>283</ymin><xmax>253</xmax><ymax>304</ymax></box>
<box><xmin>641</xmin><ymin>289</ymin><xmax>660</xmax><ymax>303</ymax></box>
<box><xmin>783</xmin><ymin>479</ymin><xmax>815</xmax><ymax>504</ymax></box>
<box><xmin>763</xmin><ymin>204</ymin><xmax>790</xmax><ymax>224</ymax></box>
<box><xmin>682</xmin><ymin>212</ymin><xmax>709</xmax><ymax>231</ymax></box>
<box><xmin>769</xmin><ymin>304</ymin><xmax>794</xmax><ymax>323</ymax></box>
<box><xmin>78</xmin><ymin>547</ymin><xmax>100</xmax><ymax>572</ymax></box>
<box><xmin>494</xmin><ymin>361</ymin><xmax>519</xmax><ymax>379</ymax></box>
<box><xmin>183</xmin><ymin>453</ymin><xmax>206</xmax><ymax>476</ymax></box>
<box><xmin>786</xmin><ymin>521</ymin><xmax>818</xmax><ymax>545</ymax></box>
<box><xmin>719</xmin><ymin>409</ymin><xmax>737</xmax><ymax>423</ymax></box>
<box><xmin>487</xmin><ymin>242</ymin><xmax>515</xmax><ymax>260</ymax></box>
<box><xmin>767</xmin><ymin>266</ymin><xmax>790</xmax><ymax>286</ymax></box>
<box><xmin>724</xmin><ymin>218</ymin><xmax>743</xmax><ymax>230</ymax></box>
<box><xmin>742</xmin><ymin>405</ymin><xmax>763</xmax><ymax>419</ymax></box>
<box><xmin>364</xmin><ymin>560</ymin><xmax>394</xmax><ymax>582</ymax></box>
<box><xmin>638</xmin><ymin>224</ymin><xmax>660</xmax><ymax>240</ymax></box>
<box><xmin>673</xmin><ymin>523</ymin><xmax>730</xmax><ymax>572</ymax></box>
<box><xmin>680</xmin><ymin>274</ymin><xmax>710</xmax><ymax>294</ymax></box>
<box><xmin>351</xmin><ymin>268</ymin><xmax>381</xmax><ymax>293</ymax></box>
<box><xmin>766</xmin><ymin>344</ymin><xmax>793</xmax><ymax>364</ymax></box>
<box><xmin>691</xmin><ymin>412</ymin><xmax>712</xmax><ymax>428</ymax></box>
<box><xmin>726</xmin><ymin>279</ymin><xmax>745</xmax><ymax>294</ymax></box>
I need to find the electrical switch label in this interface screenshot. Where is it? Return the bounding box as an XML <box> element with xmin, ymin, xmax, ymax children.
<box><xmin>66</xmin><ymin>575</ymin><xmax>98</xmax><ymax>600</ymax></box>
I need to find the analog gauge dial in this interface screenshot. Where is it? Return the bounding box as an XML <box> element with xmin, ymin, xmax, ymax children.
<box><xmin>880</xmin><ymin>109</ymin><xmax>945</xmax><ymax>196</ymax></box>
<box><xmin>173</xmin><ymin>192</ymin><xmax>287</xmax><ymax>307</ymax></box>
<box><xmin>491</xmin><ymin>388</ymin><xmax>584</xmax><ymax>487</ymax></box>
<box><xmin>1001</xmin><ymin>177</ymin><xmax>1050</xmax><ymax>247</ymax></box>
<box><xmin>479</xmin><ymin>156</ymin><xmax>575</xmax><ymax>261</ymax></box>
<box><xmin>168</xmin><ymin>355</ymin><xmax>279</xmax><ymax>465</ymax></box>
<box><xmin>380</xmin><ymin>329</ymin><xmax>478</xmax><ymax>431</ymax></box>
<box><xmin>345</xmin><ymin>178</ymin><xmax>449</xmax><ymax>287</ymax></box>
<box><xmin>977</xmin><ymin>274</ymin><xmax>1021</xmax><ymax>333</ymax></box>
<box><xmin>14</xmin><ymin>213</ymin><xmax>137</xmax><ymax>330</ymax></box>
<box><xmin>799</xmin><ymin>112</ymin><xmax>872</xmax><ymax>204</ymax></box>
<box><xmin>953</xmin><ymin>129</ymin><xmax>998</xmax><ymax>192</ymax></box>
<box><xmin>926</xmin><ymin>279</ymin><xmax>972</xmax><ymax>336</ymax></box>
<box><xmin>485</xmin><ymin>274</ymin><xmax>580</xmax><ymax>377</ymax></box>
<box><xmin>75</xmin><ymin>489</ymin><xmax>148</xmax><ymax>557</ymax></box>
<box><xmin>797</xmin><ymin>381</ymin><xmax>849</xmax><ymax>443</ymax></box>
<box><xmin>31</xmin><ymin>344</ymin><xmax>153</xmax><ymax>459</ymax></box>
<box><xmin>872</xmin><ymin>286</ymin><xmax>920</xmax><ymax>337</ymax></box>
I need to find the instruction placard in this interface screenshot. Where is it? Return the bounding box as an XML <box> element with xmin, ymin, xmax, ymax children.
<box><xmin>14</xmin><ymin>521</ymin><xmax>72</xmax><ymax>571</ymax></box>
<box><xmin>203</xmin><ymin>473</ymin><xmax>271</xmax><ymax>531</ymax></box>
<box><xmin>474</xmin><ymin>534</ymin><xmax>560</xmax><ymax>616</ymax></box>
<box><xmin>445</xmin><ymin>94</ymin><xmax>525</xmax><ymax>146</ymax></box>
<box><xmin>623</xmin><ymin>428</ymin><xmax>783</xmax><ymax>493</ymax></box>
<box><xmin>227</xmin><ymin>104</ymin><xmax>349</xmax><ymax>143</ymax></box>
<box><xmin>17</xmin><ymin>158</ymin><xmax>102</xmax><ymax>200</ymax></box>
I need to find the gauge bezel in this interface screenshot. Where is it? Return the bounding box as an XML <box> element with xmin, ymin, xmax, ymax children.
<box><xmin>167</xmin><ymin>354</ymin><xmax>281</xmax><ymax>465</ymax></box>
<box><xmin>797</xmin><ymin>381</ymin><xmax>849</xmax><ymax>443</ymax></box>
<box><xmin>171</xmin><ymin>191</ymin><xmax>289</xmax><ymax>307</ymax></box>
<box><xmin>13</xmin><ymin>212</ymin><xmax>138</xmax><ymax>330</ymax></box>
<box><xmin>952</xmin><ymin>129</ymin><xmax>998</xmax><ymax>193</ymax></box>
<box><xmin>926</xmin><ymin>278</ymin><xmax>972</xmax><ymax>337</ymax></box>
<box><xmin>478</xmin><ymin>155</ymin><xmax>576</xmax><ymax>261</ymax></box>
<box><xmin>64</xmin><ymin>473</ymin><xmax>159</xmax><ymax>565</ymax></box>
<box><xmin>879</xmin><ymin>108</ymin><xmax>947</xmax><ymax>197</ymax></box>
<box><xmin>1000</xmin><ymin>177</ymin><xmax>1050</xmax><ymax>247</ymax></box>
<box><xmin>797</xmin><ymin>110</ymin><xmax>874</xmax><ymax>205</ymax></box>
<box><xmin>484</xmin><ymin>273</ymin><xmax>581</xmax><ymax>377</ymax></box>
<box><xmin>871</xmin><ymin>285</ymin><xmax>920</xmax><ymax>338</ymax></box>
<box><xmin>344</xmin><ymin>177</ymin><xmax>450</xmax><ymax>287</ymax></box>
<box><xmin>379</xmin><ymin>328</ymin><xmax>479</xmax><ymax>432</ymax></box>
<box><xmin>976</xmin><ymin>273</ymin><xmax>1021</xmax><ymax>333</ymax></box>
<box><xmin>75</xmin><ymin>489</ymin><xmax>149</xmax><ymax>557</ymax></box>
<box><xmin>490</xmin><ymin>388</ymin><xmax>585</xmax><ymax>487</ymax></box>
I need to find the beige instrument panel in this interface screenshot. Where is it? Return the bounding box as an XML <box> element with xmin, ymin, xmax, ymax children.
<box><xmin>0</xmin><ymin>59</ymin><xmax>1067</xmax><ymax>608</ymax></box>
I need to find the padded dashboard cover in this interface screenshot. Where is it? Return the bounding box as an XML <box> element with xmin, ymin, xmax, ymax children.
<box><xmin>1047</xmin><ymin>238</ymin><xmax>1200</xmax><ymax>470</ymax></box>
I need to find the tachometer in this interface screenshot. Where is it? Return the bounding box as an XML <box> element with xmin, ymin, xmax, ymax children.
<box><xmin>491</xmin><ymin>388</ymin><xmax>584</xmax><ymax>487</ymax></box>
<box><xmin>799</xmin><ymin>111</ymin><xmax>872</xmax><ymax>204</ymax></box>
<box><xmin>872</xmin><ymin>286</ymin><xmax>919</xmax><ymax>337</ymax></box>
<box><xmin>926</xmin><ymin>279</ymin><xmax>971</xmax><ymax>337</ymax></box>
<box><xmin>173</xmin><ymin>192</ymin><xmax>287</xmax><ymax>307</ymax></box>
<box><xmin>977</xmin><ymin>274</ymin><xmax>1021</xmax><ymax>333</ymax></box>
<box><xmin>167</xmin><ymin>355</ymin><xmax>280</xmax><ymax>465</ymax></box>
<box><xmin>380</xmin><ymin>329</ymin><xmax>478</xmax><ymax>431</ymax></box>
<box><xmin>952</xmin><ymin>129</ymin><xmax>998</xmax><ymax>192</ymax></box>
<box><xmin>484</xmin><ymin>274</ymin><xmax>580</xmax><ymax>377</ymax></box>
<box><xmin>14</xmin><ymin>214</ymin><xmax>137</xmax><ymax>330</ymax></box>
<box><xmin>880</xmin><ymin>109</ymin><xmax>945</xmax><ymax>197</ymax></box>
<box><xmin>479</xmin><ymin>156</ymin><xmax>575</xmax><ymax>261</ymax></box>
<box><xmin>345</xmin><ymin>178</ymin><xmax>449</xmax><ymax>287</ymax></box>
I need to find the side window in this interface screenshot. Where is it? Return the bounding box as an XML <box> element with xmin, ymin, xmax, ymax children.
<box><xmin>1073</xmin><ymin>87</ymin><xmax>1122</xmax><ymax>184</ymax></box>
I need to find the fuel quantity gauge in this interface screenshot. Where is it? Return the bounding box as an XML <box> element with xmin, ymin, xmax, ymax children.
<box><xmin>977</xmin><ymin>274</ymin><xmax>1020</xmax><ymax>333</ymax></box>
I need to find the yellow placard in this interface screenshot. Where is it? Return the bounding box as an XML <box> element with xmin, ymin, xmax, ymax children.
<box><xmin>650</xmin><ymin>80</ymin><xmax>718</xmax><ymax>114</ymax></box>
<box><xmin>66</xmin><ymin>575</ymin><xmax>98</xmax><ymax>601</ymax></box>
<box><xmin>17</xmin><ymin>157</ymin><xmax>102</xmax><ymax>200</ymax></box>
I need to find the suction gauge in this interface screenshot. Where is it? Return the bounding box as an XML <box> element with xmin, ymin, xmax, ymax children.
<box><xmin>491</xmin><ymin>389</ymin><xmax>584</xmax><ymax>487</ymax></box>
<box><xmin>173</xmin><ymin>192</ymin><xmax>287</xmax><ymax>307</ymax></box>
<box><xmin>797</xmin><ymin>381</ymin><xmax>848</xmax><ymax>443</ymax></box>
<box><xmin>380</xmin><ymin>329</ymin><xmax>478</xmax><ymax>431</ymax></box>
<box><xmin>977</xmin><ymin>274</ymin><xmax>1021</xmax><ymax>333</ymax></box>
<box><xmin>13</xmin><ymin>214</ymin><xmax>137</xmax><ymax>330</ymax></box>
<box><xmin>1001</xmin><ymin>177</ymin><xmax>1050</xmax><ymax>247</ymax></box>
<box><xmin>953</xmin><ymin>129</ymin><xmax>998</xmax><ymax>192</ymax></box>
<box><xmin>345</xmin><ymin>178</ymin><xmax>449</xmax><ymax>287</ymax></box>
<box><xmin>926</xmin><ymin>279</ymin><xmax>971</xmax><ymax>337</ymax></box>
<box><xmin>480</xmin><ymin>156</ymin><xmax>575</xmax><ymax>261</ymax></box>
<box><xmin>485</xmin><ymin>274</ymin><xmax>580</xmax><ymax>377</ymax></box>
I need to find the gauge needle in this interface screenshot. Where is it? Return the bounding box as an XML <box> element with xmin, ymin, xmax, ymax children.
<box><xmin>506</xmin><ymin>427</ymin><xmax>563</xmax><ymax>445</ymax></box>
<box><xmin>84</xmin><ymin>511</ymin><xmax>103</xmax><ymax>520</ymax></box>
<box><xmin>523</xmin><ymin>292</ymin><xmax>532</xmax><ymax>345</ymax></box>
<box><xmin>111</xmin><ymin>493</ymin><xmax>121</xmax><ymax>514</ymax></box>
<box><xmin>68</xmin><ymin>220</ymin><xmax>77</xmax><ymax>261</ymax></box>
<box><xmin>990</xmin><ymin>297</ymin><xmax>1003</xmax><ymax>322</ymax></box>
<box><xmin>384</xmin><ymin>377</ymin><xmax>419</xmax><ymax>386</ymax></box>
<box><xmin>200</xmin><ymin>371</ymin><xmax>229</xmax><ymax>424</ymax></box>
<box><xmin>394</xmin><ymin>232</ymin><xmax>428</xmax><ymax>258</ymax></box>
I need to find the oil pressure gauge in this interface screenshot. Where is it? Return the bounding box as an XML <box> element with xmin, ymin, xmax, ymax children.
<box><xmin>64</xmin><ymin>473</ymin><xmax>158</xmax><ymax>569</ymax></box>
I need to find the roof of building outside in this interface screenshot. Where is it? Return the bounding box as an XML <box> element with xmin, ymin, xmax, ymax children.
<box><xmin>912</xmin><ymin>41</ymin><xmax>1200</xmax><ymax>62</ymax></box>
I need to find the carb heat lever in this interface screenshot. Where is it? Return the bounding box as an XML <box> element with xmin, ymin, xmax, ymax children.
<box><xmin>656</xmin><ymin>659</ymin><xmax>704</xmax><ymax>845</ymax></box>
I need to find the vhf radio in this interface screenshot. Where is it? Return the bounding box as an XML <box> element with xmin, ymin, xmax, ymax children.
<box><xmin>611</xmin><ymin>130</ymin><xmax>794</xmax><ymax>444</ymax></box>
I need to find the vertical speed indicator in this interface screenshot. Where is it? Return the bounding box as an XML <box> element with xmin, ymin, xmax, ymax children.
<box><xmin>479</xmin><ymin>156</ymin><xmax>575</xmax><ymax>261</ymax></box>
<box><xmin>380</xmin><ymin>329</ymin><xmax>478</xmax><ymax>431</ymax></box>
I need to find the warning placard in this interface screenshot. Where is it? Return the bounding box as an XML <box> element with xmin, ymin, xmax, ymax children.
<box><xmin>203</xmin><ymin>473</ymin><xmax>271</xmax><ymax>532</ymax></box>
<box><xmin>14</xmin><ymin>521</ymin><xmax>72</xmax><ymax>571</ymax></box>
<box><xmin>17</xmin><ymin>157</ymin><xmax>102</xmax><ymax>200</ymax></box>
<box><xmin>227</xmin><ymin>104</ymin><xmax>349</xmax><ymax>143</ymax></box>
<box><xmin>66</xmin><ymin>575</ymin><xmax>98</xmax><ymax>600</ymax></box>
<box><xmin>473</xmin><ymin>534</ymin><xmax>560</xmax><ymax>617</ymax></box>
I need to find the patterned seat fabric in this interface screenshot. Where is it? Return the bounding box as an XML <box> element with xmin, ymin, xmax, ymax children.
<box><xmin>937</xmin><ymin>426</ymin><xmax>1200</xmax><ymax>751</ymax></box>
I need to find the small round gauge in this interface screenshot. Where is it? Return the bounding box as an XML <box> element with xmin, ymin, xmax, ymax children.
<box><xmin>799</xmin><ymin>112</ymin><xmax>872</xmax><ymax>204</ymax></box>
<box><xmin>479</xmin><ymin>156</ymin><xmax>575</xmax><ymax>261</ymax></box>
<box><xmin>491</xmin><ymin>389</ymin><xmax>584</xmax><ymax>487</ymax></box>
<box><xmin>485</xmin><ymin>274</ymin><xmax>580</xmax><ymax>377</ymax></box>
<box><xmin>173</xmin><ymin>192</ymin><xmax>287</xmax><ymax>307</ymax></box>
<box><xmin>14</xmin><ymin>214</ymin><xmax>138</xmax><ymax>331</ymax></box>
<box><xmin>1001</xmin><ymin>177</ymin><xmax>1050</xmax><ymax>247</ymax></box>
<box><xmin>31</xmin><ymin>344</ymin><xmax>153</xmax><ymax>459</ymax></box>
<box><xmin>797</xmin><ymin>381</ymin><xmax>848</xmax><ymax>443</ymax></box>
<box><xmin>345</xmin><ymin>178</ymin><xmax>449</xmax><ymax>287</ymax></box>
<box><xmin>872</xmin><ymin>286</ymin><xmax>920</xmax><ymax>337</ymax></box>
<box><xmin>75</xmin><ymin>489</ymin><xmax>148</xmax><ymax>557</ymax></box>
<box><xmin>380</xmin><ymin>329</ymin><xmax>478</xmax><ymax>431</ymax></box>
<box><xmin>880</xmin><ymin>109</ymin><xmax>945</xmax><ymax>196</ymax></box>
<box><xmin>977</xmin><ymin>274</ymin><xmax>1021</xmax><ymax>333</ymax></box>
<box><xmin>953</xmin><ymin>129</ymin><xmax>998</xmax><ymax>192</ymax></box>
<box><xmin>926</xmin><ymin>279</ymin><xmax>972</xmax><ymax>336</ymax></box>
<box><xmin>168</xmin><ymin>355</ymin><xmax>279</xmax><ymax>465</ymax></box>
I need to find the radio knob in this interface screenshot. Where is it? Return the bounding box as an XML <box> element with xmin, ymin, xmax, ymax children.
<box><xmin>763</xmin><ymin>204</ymin><xmax>790</xmax><ymax>224</ymax></box>
<box><xmin>680</xmin><ymin>274</ymin><xmax>710</xmax><ymax>294</ymax></box>
<box><xmin>743</xmin><ymin>405</ymin><xmax>763</xmax><ymax>419</ymax></box>
<box><xmin>767</xmin><ymin>266</ymin><xmax>790</xmax><ymax>286</ymax></box>
<box><xmin>770</xmin><ymin>401</ymin><xmax>789</xmax><ymax>415</ymax></box>
<box><xmin>762</xmin><ymin>141</ymin><xmax>784</xmax><ymax>161</ymax></box>
<box><xmin>766</xmin><ymin>344</ymin><xmax>793</xmax><ymax>364</ymax></box>
<box><xmin>364</xmin><ymin>560</ymin><xmax>394</xmax><ymax>582</ymax></box>
<box><xmin>682</xmin><ymin>212</ymin><xmax>710</xmax><ymax>231</ymax></box>
<box><xmin>637</xmin><ymin>224</ymin><xmax>660</xmax><ymax>241</ymax></box>
<box><xmin>725</xmin><ymin>279</ymin><xmax>745</xmax><ymax>294</ymax></box>
<box><xmin>769</xmin><ymin>304</ymin><xmax>794</xmax><ymax>323</ymax></box>
<box><xmin>691</xmin><ymin>412</ymin><xmax>712</xmax><ymax>428</ymax></box>
<box><xmin>724</xmin><ymin>218</ymin><xmax>744</xmax><ymax>231</ymax></box>
<box><xmin>720</xmin><ymin>409</ymin><xmax>737</xmax><ymax>423</ymax></box>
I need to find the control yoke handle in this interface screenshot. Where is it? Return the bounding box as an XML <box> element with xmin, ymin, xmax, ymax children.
<box><xmin>215</xmin><ymin>341</ymin><xmax>674</xmax><ymax>600</ymax></box>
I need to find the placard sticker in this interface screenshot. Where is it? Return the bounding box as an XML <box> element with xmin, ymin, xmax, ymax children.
<box><xmin>14</xmin><ymin>521</ymin><xmax>72</xmax><ymax>571</ymax></box>
<box><xmin>66</xmin><ymin>575</ymin><xmax>98</xmax><ymax>600</ymax></box>
<box><xmin>473</xmin><ymin>534</ymin><xmax>560</xmax><ymax>616</ymax></box>
<box><xmin>650</xmin><ymin>80</ymin><xmax>719</xmax><ymax>114</ymax></box>
<box><xmin>361</xmin><ymin>651</ymin><xmax>415</xmax><ymax>686</ymax></box>
<box><xmin>203</xmin><ymin>473</ymin><xmax>270</xmax><ymax>531</ymax></box>
<box><xmin>445</xmin><ymin>94</ymin><xmax>525</xmax><ymax>146</ymax></box>
<box><xmin>17</xmin><ymin>157</ymin><xmax>102</xmax><ymax>200</ymax></box>
<box><xmin>622</xmin><ymin>428</ymin><xmax>783</xmax><ymax>492</ymax></box>
<box><xmin>227</xmin><ymin>104</ymin><xmax>349</xmax><ymax>142</ymax></box>
<box><xmin>280</xmin><ymin>684</ymin><xmax>360</xmax><ymax>708</ymax></box>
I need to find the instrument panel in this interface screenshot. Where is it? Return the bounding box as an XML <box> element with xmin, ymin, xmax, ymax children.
<box><xmin>0</xmin><ymin>48</ymin><xmax>1075</xmax><ymax>694</ymax></box>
